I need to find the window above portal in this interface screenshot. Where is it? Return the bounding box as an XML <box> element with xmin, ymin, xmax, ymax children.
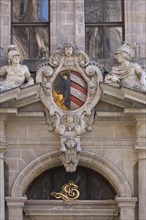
<box><xmin>85</xmin><ymin>0</ymin><xmax>124</xmax><ymax>60</ymax></box>
<box><xmin>11</xmin><ymin>0</ymin><xmax>50</xmax><ymax>59</ymax></box>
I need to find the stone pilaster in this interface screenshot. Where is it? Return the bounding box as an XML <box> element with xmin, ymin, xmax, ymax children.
<box><xmin>0</xmin><ymin>0</ymin><xmax>11</xmax><ymax>53</ymax></box>
<box><xmin>74</xmin><ymin>0</ymin><xmax>85</xmax><ymax>49</ymax></box>
<box><xmin>50</xmin><ymin>0</ymin><xmax>61</xmax><ymax>51</ymax></box>
<box><xmin>0</xmin><ymin>117</ymin><xmax>7</xmax><ymax>220</ymax></box>
<box><xmin>6</xmin><ymin>197</ymin><xmax>27</xmax><ymax>220</ymax></box>
<box><xmin>135</xmin><ymin>114</ymin><xmax>146</xmax><ymax>220</ymax></box>
<box><xmin>116</xmin><ymin>197</ymin><xmax>138</xmax><ymax>220</ymax></box>
<box><xmin>0</xmin><ymin>145</ymin><xmax>7</xmax><ymax>220</ymax></box>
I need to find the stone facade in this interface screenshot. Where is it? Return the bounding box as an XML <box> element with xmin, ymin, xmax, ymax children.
<box><xmin>1</xmin><ymin>84</ymin><xmax>146</xmax><ymax>220</ymax></box>
<box><xmin>0</xmin><ymin>1</ymin><xmax>146</xmax><ymax>220</ymax></box>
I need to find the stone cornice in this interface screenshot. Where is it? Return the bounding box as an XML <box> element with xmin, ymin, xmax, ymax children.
<box><xmin>115</xmin><ymin>197</ymin><xmax>138</xmax><ymax>208</ymax></box>
<box><xmin>0</xmin><ymin>144</ymin><xmax>8</xmax><ymax>158</ymax></box>
<box><xmin>0</xmin><ymin>108</ymin><xmax>18</xmax><ymax>114</ymax></box>
<box><xmin>124</xmin><ymin>108</ymin><xmax>146</xmax><ymax>115</ymax></box>
<box><xmin>5</xmin><ymin>197</ymin><xmax>27</xmax><ymax>208</ymax></box>
<box><xmin>0</xmin><ymin>83</ymin><xmax>40</xmax><ymax>105</ymax></box>
<box><xmin>100</xmin><ymin>83</ymin><xmax>146</xmax><ymax>108</ymax></box>
<box><xmin>24</xmin><ymin>200</ymin><xmax>118</xmax><ymax>217</ymax></box>
<box><xmin>135</xmin><ymin>145</ymin><xmax>146</xmax><ymax>159</ymax></box>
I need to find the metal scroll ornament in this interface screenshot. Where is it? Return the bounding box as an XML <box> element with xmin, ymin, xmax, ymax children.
<box><xmin>51</xmin><ymin>181</ymin><xmax>80</xmax><ymax>204</ymax></box>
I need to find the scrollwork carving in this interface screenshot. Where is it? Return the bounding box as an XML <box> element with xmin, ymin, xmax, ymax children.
<box><xmin>37</xmin><ymin>43</ymin><xmax>103</xmax><ymax>172</ymax></box>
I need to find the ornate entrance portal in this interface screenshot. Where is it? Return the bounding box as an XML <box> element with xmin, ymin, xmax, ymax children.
<box><xmin>6</xmin><ymin>151</ymin><xmax>137</xmax><ymax>220</ymax></box>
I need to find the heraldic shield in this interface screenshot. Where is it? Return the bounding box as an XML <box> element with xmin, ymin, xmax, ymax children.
<box><xmin>36</xmin><ymin>43</ymin><xmax>103</xmax><ymax>172</ymax></box>
<box><xmin>53</xmin><ymin>70</ymin><xmax>87</xmax><ymax>111</ymax></box>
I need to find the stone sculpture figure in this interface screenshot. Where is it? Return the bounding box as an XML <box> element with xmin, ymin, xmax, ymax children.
<box><xmin>105</xmin><ymin>42</ymin><xmax>146</xmax><ymax>91</ymax></box>
<box><xmin>0</xmin><ymin>45</ymin><xmax>34</xmax><ymax>92</ymax></box>
<box><xmin>60</xmin><ymin>137</ymin><xmax>81</xmax><ymax>172</ymax></box>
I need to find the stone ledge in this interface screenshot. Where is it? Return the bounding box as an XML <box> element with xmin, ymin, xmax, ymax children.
<box><xmin>24</xmin><ymin>200</ymin><xmax>118</xmax><ymax>217</ymax></box>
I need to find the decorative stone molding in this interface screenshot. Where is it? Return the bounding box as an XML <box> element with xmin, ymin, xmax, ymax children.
<box><xmin>11</xmin><ymin>151</ymin><xmax>131</xmax><ymax>198</ymax></box>
<box><xmin>36</xmin><ymin>43</ymin><xmax>103</xmax><ymax>171</ymax></box>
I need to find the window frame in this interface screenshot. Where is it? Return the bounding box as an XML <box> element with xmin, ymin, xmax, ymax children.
<box><xmin>85</xmin><ymin>0</ymin><xmax>125</xmax><ymax>59</ymax></box>
<box><xmin>11</xmin><ymin>0</ymin><xmax>50</xmax><ymax>59</ymax></box>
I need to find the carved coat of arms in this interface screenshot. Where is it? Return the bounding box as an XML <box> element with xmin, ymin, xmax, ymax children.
<box><xmin>36</xmin><ymin>43</ymin><xmax>103</xmax><ymax>172</ymax></box>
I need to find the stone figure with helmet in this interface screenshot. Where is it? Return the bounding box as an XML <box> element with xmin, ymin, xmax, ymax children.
<box><xmin>105</xmin><ymin>42</ymin><xmax>146</xmax><ymax>91</ymax></box>
<box><xmin>0</xmin><ymin>45</ymin><xmax>34</xmax><ymax>92</ymax></box>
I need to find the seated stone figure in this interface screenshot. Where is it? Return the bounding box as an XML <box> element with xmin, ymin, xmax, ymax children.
<box><xmin>0</xmin><ymin>45</ymin><xmax>34</xmax><ymax>92</ymax></box>
<box><xmin>105</xmin><ymin>42</ymin><xmax>146</xmax><ymax>91</ymax></box>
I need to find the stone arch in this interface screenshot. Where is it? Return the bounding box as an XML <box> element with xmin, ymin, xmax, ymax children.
<box><xmin>11</xmin><ymin>151</ymin><xmax>132</xmax><ymax>197</ymax></box>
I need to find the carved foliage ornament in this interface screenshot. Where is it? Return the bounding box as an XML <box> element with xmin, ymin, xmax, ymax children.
<box><xmin>36</xmin><ymin>43</ymin><xmax>103</xmax><ymax>172</ymax></box>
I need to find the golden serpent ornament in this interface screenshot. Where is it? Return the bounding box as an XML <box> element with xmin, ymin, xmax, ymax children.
<box><xmin>51</xmin><ymin>180</ymin><xmax>80</xmax><ymax>204</ymax></box>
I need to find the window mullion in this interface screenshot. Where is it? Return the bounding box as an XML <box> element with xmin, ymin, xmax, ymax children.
<box><xmin>29</xmin><ymin>26</ymin><xmax>31</xmax><ymax>58</ymax></box>
<box><xmin>102</xmin><ymin>0</ymin><xmax>105</xmax><ymax>22</ymax></box>
<box><xmin>103</xmin><ymin>26</ymin><xmax>106</xmax><ymax>59</ymax></box>
<box><xmin>29</xmin><ymin>0</ymin><xmax>32</xmax><ymax>21</ymax></box>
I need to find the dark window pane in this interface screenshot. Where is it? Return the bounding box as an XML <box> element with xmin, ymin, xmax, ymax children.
<box><xmin>26</xmin><ymin>166</ymin><xmax>117</xmax><ymax>200</ymax></box>
<box><xmin>105</xmin><ymin>27</ymin><xmax>123</xmax><ymax>58</ymax></box>
<box><xmin>31</xmin><ymin>26</ymin><xmax>49</xmax><ymax>58</ymax></box>
<box><xmin>85</xmin><ymin>0</ymin><xmax>102</xmax><ymax>23</ymax></box>
<box><xmin>85</xmin><ymin>0</ymin><xmax>124</xmax><ymax>60</ymax></box>
<box><xmin>105</xmin><ymin>0</ymin><xmax>122</xmax><ymax>22</ymax></box>
<box><xmin>85</xmin><ymin>27</ymin><xmax>103</xmax><ymax>60</ymax></box>
<box><xmin>12</xmin><ymin>27</ymin><xmax>30</xmax><ymax>59</ymax></box>
<box><xmin>12</xmin><ymin>0</ymin><xmax>49</xmax><ymax>22</ymax></box>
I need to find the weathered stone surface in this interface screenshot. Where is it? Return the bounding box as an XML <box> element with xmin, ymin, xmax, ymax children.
<box><xmin>0</xmin><ymin>1</ymin><xmax>146</xmax><ymax>219</ymax></box>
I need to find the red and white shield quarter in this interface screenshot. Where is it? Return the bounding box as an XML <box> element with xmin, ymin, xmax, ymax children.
<box><xmin>70</xmin><ymin>71</ymin><xmax>87</xmax><ymax>110</ymax></box>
